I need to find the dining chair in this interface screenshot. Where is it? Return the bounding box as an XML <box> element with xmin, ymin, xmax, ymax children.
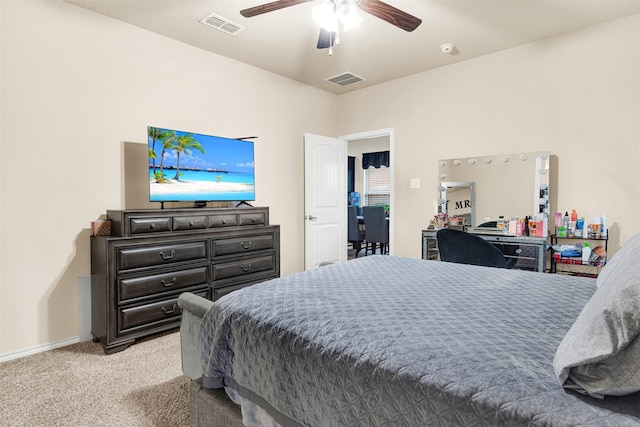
<box><xmin>436</xmin><ymin>228</ymin><xmax>507</xmax><ymax>268</ymax></box>
<box><xmin>348</xmin><ymin>206</ymin><xmax>366</xmax><ymax>257</ymax></box>
<box><xmin>363</xmin><ymin>206</ymin><xmax>389</xmax><ymax>255</ymax></box>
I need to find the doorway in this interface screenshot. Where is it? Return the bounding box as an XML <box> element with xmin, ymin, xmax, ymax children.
<box><xmin>341</xmin><ymin>128</ymin><xmax>394</xmax><ymax>256</ymax></box>
<box><xmin>303</xmin><ymin>129</ymin><xmax>394</xmax><ymax>269</ymax></box>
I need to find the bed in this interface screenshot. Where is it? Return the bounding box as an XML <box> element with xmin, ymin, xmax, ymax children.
<box><xmin>178</xmin><ymin>233</ymin><xmax>640</xmax><ymax>426</ymax></box>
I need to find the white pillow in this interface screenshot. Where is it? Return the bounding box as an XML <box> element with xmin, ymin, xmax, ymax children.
<box><xmin>553</xmin><ymin>232</ymin><xmax>640</xmax><ymax>398</ymax></box>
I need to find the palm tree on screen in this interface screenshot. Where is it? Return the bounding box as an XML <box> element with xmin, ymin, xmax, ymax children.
<box><xmin>157</xmin><ymin>131</ymin><xmax>178</xmax><ymax>183</ymax></box>
<box><xmin>148</xmin><ymin>127</ymin><xmax>174</xmax><ymax>174</ymax></box>
<box><xmin>172</xmin><ymin>134</ymin><xmax>205</xmax><ymax>181</ymax></box>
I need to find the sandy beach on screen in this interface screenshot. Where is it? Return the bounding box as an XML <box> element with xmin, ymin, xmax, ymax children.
<box><xmin>150</xmin><ymin>179</ymin><xmax>253</xmax><ymax>194</ymax></box>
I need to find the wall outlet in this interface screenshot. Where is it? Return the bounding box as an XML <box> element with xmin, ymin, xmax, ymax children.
<box><xmin>410</xmin><ymin>178</ymin><xmax>420</xmax><ymax>189</ymax></box>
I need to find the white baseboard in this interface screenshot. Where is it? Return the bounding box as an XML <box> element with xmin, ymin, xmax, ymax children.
<box><xmin>0</xmin><ymin>336</ymin><xmax>80</xmax><ymax>363</ymax></box>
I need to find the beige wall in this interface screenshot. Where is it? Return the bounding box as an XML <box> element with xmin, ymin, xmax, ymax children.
<box><xmin>0</xmin><ymin>0</ymin><xmax>337</xmax><ymax>356</ymax></box>
<box><xmin>1</xmin><ymin>0</ymin><xmax>639</xmax><ymax>357</ymax></box>
<box><xmin>336</xmin><ymin>13</ymin><xmax>640</xmax><ymax>259</ymax></box>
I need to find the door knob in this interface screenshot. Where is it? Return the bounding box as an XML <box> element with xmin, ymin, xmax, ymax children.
<box><xmin>306</xmin><ymin>215</ymin><xmax>317</xmax><ymax>221</ymax></box>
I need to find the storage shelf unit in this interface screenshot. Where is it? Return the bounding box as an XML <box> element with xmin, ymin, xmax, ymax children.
<box><xmin>549</xmin><ymin>232</ymin><xmax>608</xmax><ymax>278</ymax></box>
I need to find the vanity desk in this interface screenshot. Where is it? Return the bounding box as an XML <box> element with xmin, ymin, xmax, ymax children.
<box><xmin>422</xmin><ymin>229</ymin><xmax>547</xmax><ymax>273</ymax></box>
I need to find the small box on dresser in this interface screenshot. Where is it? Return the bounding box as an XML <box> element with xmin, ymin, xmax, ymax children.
<box><xmin>91</xmin><ymin>207</ymin><xmax>280</xmax><ymax>354</ymax></box>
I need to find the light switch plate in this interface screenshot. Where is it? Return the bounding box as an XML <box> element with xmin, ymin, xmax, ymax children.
<box><xmin>410</xmin><ymin>178</ymin><xmax>420</xmax><ymax>189</ymax></box>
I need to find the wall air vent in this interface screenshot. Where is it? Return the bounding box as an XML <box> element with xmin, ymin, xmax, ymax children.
<box><xmin>199</xmin><ymin>12</ymin><xmax>245</xmax><ymax>36</ymax></box>
<box><xmin>325</xmin><ymin>72</ymin><xmax>366</xmax><ymax>87</ymax></box>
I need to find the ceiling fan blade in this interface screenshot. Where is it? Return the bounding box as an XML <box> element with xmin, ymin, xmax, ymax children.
<box><xmin>240</xmin><ymin>0</ymin><xmax>310</xmax><ymax>18</ymax></box>
<box><xmin>317</xmin><ymin>28</ymin><xmax>336</xmax><ymax>49</ymax></box>
<box><xmin>359</xmin><ymin>0</ymin><xmax>422</xmax><ymax>32</ymax></box>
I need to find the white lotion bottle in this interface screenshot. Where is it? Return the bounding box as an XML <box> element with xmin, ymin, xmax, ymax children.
<box><xmin>582</xmin><ymin>241</ymin><xmax>592</xmax><ymax>265</ymax></box>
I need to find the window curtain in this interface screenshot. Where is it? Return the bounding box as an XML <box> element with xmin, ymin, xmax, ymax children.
<box><xmin>347</xmin><ymin>156</ymin><xmax>356</xmax><ymax>193</ymax></box>
<box><xmin>362</xmin><ymin>151</ymin><xmax>390</xmax><ymax>169</ymax></box>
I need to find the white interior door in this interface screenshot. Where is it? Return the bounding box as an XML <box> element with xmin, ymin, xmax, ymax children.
<box><xmin>304</xmin><ymin>133</ymin><xmax>347</xmax><ymax>270</ymax></box>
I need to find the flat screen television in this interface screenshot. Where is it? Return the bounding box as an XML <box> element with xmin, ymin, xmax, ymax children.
<box><xmin>147</xmin><ymin>126</ymin><xmax>255</xmax><ymax>204</ymax></box>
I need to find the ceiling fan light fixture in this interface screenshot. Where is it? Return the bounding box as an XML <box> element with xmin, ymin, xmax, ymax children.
<box><xmin>337</xmin><ymin>0</ymin><xmax>362</xmax><ymax>31</ymax></box>
<box><xmin>313</xmin><ymin>0</ymin><xmax>361</xmax><ymax>32</ymax></box>
<box><xmin>312</xmin><ymin>0</ymin><xmax>338</xmax><ymax>32</ymax></box>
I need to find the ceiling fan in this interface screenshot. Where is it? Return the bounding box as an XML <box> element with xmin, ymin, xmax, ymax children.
<box><xmin>240</xmin><ymin>0</ymin><xmax>422</xmax><ymax>52</ymax></box>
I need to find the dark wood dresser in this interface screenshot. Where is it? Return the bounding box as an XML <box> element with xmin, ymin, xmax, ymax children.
<box><xmin>91</xmin><ymin>207</ymin><xmax>280</xmax><ymax>354</ymax></box>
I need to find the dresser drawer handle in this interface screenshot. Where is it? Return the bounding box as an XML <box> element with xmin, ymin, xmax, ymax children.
<box><xmin>222</xmin><ymin>220</ymin><xmax>227</xmax><ymax>225</ymax></box>
<box><xmin>159</xmin><ymin>250</ymin><xmax>175</xmax><ymax>260</ymax></box>
<box><xmin>240</xmin><ymin>241</ymin><xmax>252</xmax><ymax>250</ymax></box>
<box><xmin>150</xmin><ymin>223</ymin><xmax>156</xmax><ymax>229</ymax></box>
<box><xmin>189</xmin><ymin>220</ymin><xmax>194</xmax><ymax>226</ymax></box>
<box><xmin>240</xmin><ymin>263</ymin><xmax>252</xmax><ymax>272</ymax></box>
<box><xmin>161</xmin><ymin>304</ymin><xmax>177</xmax><ymax>315</ymax></box>
<box><xmin>161</xmin><ymin>277</ymin><xmax>177</xmax><ymax>287</ymax></box>
<box><xmin>515</xmin><ymin>248</ymin><xmax>522</xmax><ymax>254</ymax></box>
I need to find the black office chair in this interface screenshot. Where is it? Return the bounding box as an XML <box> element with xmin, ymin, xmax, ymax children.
<box><xmin>363</xmin><ymin>206</ymin><xmax>389</xmax><ymax>255</ymax></box>
<box><xmin>436</xmin><ymin>228</ymin><xmax>507</xmax><ymax>268</ymax></box>
<box><xmin>477</xmin><ymin>220</ymin><xmax>518</xmax><ymax>268</ymax></box>
<box><xmin>348</xmin><ymin>206</ymin><xmax>366</xmax><ymax>257</ymax></box>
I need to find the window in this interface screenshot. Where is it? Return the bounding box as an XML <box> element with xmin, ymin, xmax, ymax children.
<box><xmin>364</xmin><ymin>165</ymin><xmax>390</xmax><ymax>206</ymax></box>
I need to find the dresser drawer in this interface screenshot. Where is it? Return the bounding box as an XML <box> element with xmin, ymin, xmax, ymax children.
<box><xmin>173</xmin><ymin>216</ymin><xmax>207</xmax><ymax>231</ymax></box>
<box><xmin>207</xmin><ymin>214</ymin><xmax>238</xmax><ymax>228</ymax></box>
<box><xmin>129</xmin><ymin>217</ymin><xmax>172</xmax><ymax>234</ymax></box>
<box><xmin>118</xmin><ymin>265</ymin><xmax>209</xmax><ymax>303</ymax></box>
<box><xmin>212</xmin><ymin>233</ymin><xmax>275</xmax><ymax>257</ymax></box>
<box><xmin>238</xmin><ymin>212</ymin><xmax>266</xmax><ymax>226</ymax></box>
<box><xmin>212</xmin><ymin>282</ymin><xmax>258</xmax><ymax>301</ymax></box>
<box><xmin>212</xmin><ymin>254</ymin><xmax>276</xmax><ymax>283</ymax></box>
<box><xmin>118</xmin><ymin>290</ymin><xmax>207</xmax><ymax>333</ymax></box>
<box><xmin>117</xmin><ymin>241</ymin><xmax>208</xmax><ymax>271</ymax></box>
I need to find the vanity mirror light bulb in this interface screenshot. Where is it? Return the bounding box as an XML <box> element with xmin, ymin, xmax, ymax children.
<box><xmin>452</xmin><ymin>159</ymin><xmax>461</xmax><ymax>166</ymax></box>
<box><xmin>468</xmin><ymin>159</ymin><xmax>476</xmax><ymax>165</ymax></box>
<box><xmin>484</xmin><ymin>157</ymin><xmax>492</xmax><ymax>164</ymax></box>
<box><xmin>501</xmin><ymin>155</ymin><xmax>510</xmax><ymax>163</ymax></box>
<box><xmin>439</xmin><ymin>174</ymin><xmax>446</xmax><ymax>180</ymax></box>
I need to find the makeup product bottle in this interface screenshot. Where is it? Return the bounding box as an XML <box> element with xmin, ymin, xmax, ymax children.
<box><xmin>576</xmin><ymin>217</ymin><xmax>584</xmax><ymax>238</ymax></box>
<box><xmin>582</xmin><ymin>242</ymin><xmax>591</xmax><ymax>264</ymax></box>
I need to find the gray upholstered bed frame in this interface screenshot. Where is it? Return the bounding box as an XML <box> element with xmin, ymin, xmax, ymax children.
<box><xmin>178</xmin><ymin>292</ymin><xmax>244</xmax><ymax>427</ymax></box>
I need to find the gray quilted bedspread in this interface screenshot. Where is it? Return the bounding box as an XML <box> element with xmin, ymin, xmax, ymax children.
<box><xmin>199</xmin><ymin>256</ymin><xmax>640</xmax><ymax>426</ymax></box>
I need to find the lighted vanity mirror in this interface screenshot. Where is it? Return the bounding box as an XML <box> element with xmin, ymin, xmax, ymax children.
<box><xmin>438</xmin><ymin>151</ymin><xmax>550</xmax><ymax>227</ymax></box>
<box><xmin>439</xmin><ymin>182</ymin><xmax>476</xmax><ymax>227</ymax></box>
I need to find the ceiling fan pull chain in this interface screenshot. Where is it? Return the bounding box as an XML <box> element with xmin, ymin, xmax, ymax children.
<box><xmin>329</xmin><ymin>30</ymin><xmax>334</xmax><ymax>56</ymax></box>
<box><xmin>329</xmin><ymin>29</ymin><xmax>341</xmax><ymax>56</ymax></box>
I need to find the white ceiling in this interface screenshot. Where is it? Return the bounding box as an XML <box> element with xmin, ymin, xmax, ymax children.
<box><xmin>65</xmin><ymin>0</ymin><xmax>640</xmax><ymax>94</ymax></box>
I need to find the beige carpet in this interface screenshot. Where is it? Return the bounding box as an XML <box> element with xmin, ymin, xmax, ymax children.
<box><xmin>0</xmin><ymin>331</ymin><xmax>189</xmax><ymax>426</ymax></box>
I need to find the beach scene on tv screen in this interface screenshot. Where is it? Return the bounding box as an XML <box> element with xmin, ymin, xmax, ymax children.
<box><xmin>148</xmin><ymin>127</ymin><xmax>255</xmax><ymax>202</ymax></box>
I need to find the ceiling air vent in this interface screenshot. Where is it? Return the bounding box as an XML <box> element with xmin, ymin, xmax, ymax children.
<box><xmin>200</xmin><ymin>12</ymin><xmax>245</xmax><ymax>36</ymax></box>
<box><xmin>325</xmin><ymin>72</ymin><xmax>366</xmax><ymax>87</ymax></box>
